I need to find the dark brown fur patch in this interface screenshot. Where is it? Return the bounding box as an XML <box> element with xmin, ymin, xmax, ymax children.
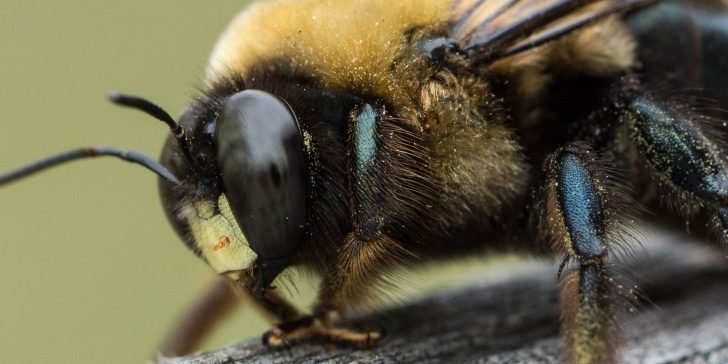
<box><xmin>318</xmin><ymin>233</ymin><xmax>418</xmax><ymax>312</ymax></box>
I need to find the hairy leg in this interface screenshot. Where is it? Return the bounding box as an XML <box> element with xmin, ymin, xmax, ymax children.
<box><xmin>263</xmin><ymin>233</ymin><xmax>411</xmax><ymax>348</ymax></box>
<box><xmin>618</xmin><ymin>93</ymin><xmax>728</xmax><ymax>239</ymax></box>
<box><xmin>158</xmin><ymin>269</ymin><xmax>304</xmax><ymax>356</ymax></box>
<box><xmin>536</xmin><ymin>142</ymin><xmax>638</xmax><ymax>364</ymax></box>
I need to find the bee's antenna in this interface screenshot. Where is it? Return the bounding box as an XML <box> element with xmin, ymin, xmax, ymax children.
<box><xmin>0</xmin><ymin>147</ymin><xmax>180</xmax><ymax>186</ymax></box>
<box><xmin>108</xmin><ymin>92</ymin><xmax>197</xmax><ymax>169</ymax></box>
<box><xmin>108</xmin><ymin>92</ymin><xmax>181</xmax><ymax>133</ymax></box>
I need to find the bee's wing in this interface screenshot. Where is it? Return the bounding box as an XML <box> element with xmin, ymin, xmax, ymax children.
<box><xmin>450</xmin><ymin>0</ymin><xmax>655</xmax><ymax>64</ymax></box>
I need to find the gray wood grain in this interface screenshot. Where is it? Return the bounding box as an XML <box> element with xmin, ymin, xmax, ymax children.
<box><xmin>159</xmin><ymin>231</ymin><xmax>728</xmax><ymax>363</ymax></box>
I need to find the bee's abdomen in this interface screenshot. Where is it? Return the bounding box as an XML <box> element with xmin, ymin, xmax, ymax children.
<box><xmin>627</xmin><ymin>1</ymin><xmax>728</xmax><ymax>109</ymax></box>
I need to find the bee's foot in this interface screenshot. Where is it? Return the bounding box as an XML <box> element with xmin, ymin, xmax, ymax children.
<box><xmin>262</xmin><ymin>317</ymin><xmax>384</xmax><ymax>349</ymax></box>
<box><xmin>261</xmin><ymin>326</ymin><xmax>286</xmax><ymax>347</ymax></box>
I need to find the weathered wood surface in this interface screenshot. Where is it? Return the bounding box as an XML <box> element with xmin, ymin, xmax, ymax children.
<box><xmin>159</xmin><ymin>231</ymin><xmax>728</xmax><ymax>363</ymax></box>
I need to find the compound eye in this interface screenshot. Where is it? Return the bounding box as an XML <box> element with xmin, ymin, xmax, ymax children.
<box><xmin>216</xmin><ymin>90</ymin><xmax>307</xmax><ymax>260</ymax></box>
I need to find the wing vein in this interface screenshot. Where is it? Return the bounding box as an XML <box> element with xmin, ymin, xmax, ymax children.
<box><xmin>449</xmin><ymin>0</ymin><xmax>655</xmax><ymax>65</ymax></box>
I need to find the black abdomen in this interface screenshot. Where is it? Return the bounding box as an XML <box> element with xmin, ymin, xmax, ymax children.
<box><xmin>627</xmin><ymin>0</ymin><xmax>728</xmax><ymax>109</ymax></box>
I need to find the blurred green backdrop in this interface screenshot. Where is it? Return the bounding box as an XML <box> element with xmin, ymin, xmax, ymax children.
<box><xmin>0</xmin><ymin>2</ymin><xmax>533</xmax><ymax>363</ymax></box>
<box><xmin>0</xmin><ymin>1</ymin><xmax>265</xmax><ymax>363</ymax></box>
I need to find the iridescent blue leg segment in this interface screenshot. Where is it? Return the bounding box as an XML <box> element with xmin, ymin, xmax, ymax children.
<box><xmin>621</xmin><ymin>95</ymin><xmax>728</xmax><ymax>239</ymax></box>
<box><xmin>539</xmin><ymin>143</ymin><xmax>627</xmax><ymax>364</ymax></box>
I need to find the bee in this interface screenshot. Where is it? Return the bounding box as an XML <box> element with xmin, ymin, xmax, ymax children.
<box><xmin>3</xmin><ymin>0</ymin><xmax>728</xmax><ymax>362</ymax></box>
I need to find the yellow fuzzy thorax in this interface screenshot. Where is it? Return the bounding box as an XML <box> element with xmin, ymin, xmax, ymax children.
<box><xmin>206</xmin><ymin>0</ymin><xmax>452</xmax><ymax>97</ymax></box>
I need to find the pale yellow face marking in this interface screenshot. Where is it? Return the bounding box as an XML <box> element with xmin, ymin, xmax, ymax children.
<box><xmin>185</xmin><ymin>195</ymin><xmax>256</xmax><ymax>274</ymax></box>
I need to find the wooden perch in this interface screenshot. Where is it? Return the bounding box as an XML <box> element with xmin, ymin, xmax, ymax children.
<box><xmin>159</xmin><ymin>231</ymin><xmax>728</xmax><ymax>363</ymax></box>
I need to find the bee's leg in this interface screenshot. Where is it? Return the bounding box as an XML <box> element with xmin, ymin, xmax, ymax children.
<box><xmin>226</xmin><ymin>268</ymin><xmax>303</xmax><ymax>320</ymax></box>
<box><xmin>619</xmin><ymin>94</ymin><xmax>728</xmax><ymax>238</ymax></box>
<box><xmin>183</xmin><ymin>269</ymin><xmax>322</xmax><ymax>351</ymax></box>
<box><xmin>262</xmin><ymin>315</ymin><xmax>383</xmax><ymax>349</ymax></box>
<box><xmin>158</xmin><ymin>271</ymin><xmax>305</xmax><ymax>356</ymax></box>
<box><xmin>158</xmin><ymin>277</ymin><xmax>239</xmax><ymax>356</ymax></box>
<box><xmin>263</xmin><ymin>234</ymin><xmax>405</xmax><ymax>348</ymax></box>
<box><xmin>538</xmin><ymin>142</ymin><xmax>637</xmax><ymax>364</ymax></box>
<box><xmin>312</xmin><ymin>233</ymin><xmax>412</xmax><ymax>346</ymax></box>
<box><xmin>226</xmin><ymin>262</ymin><xmax>383</xmax><ymax>349</ymax></box>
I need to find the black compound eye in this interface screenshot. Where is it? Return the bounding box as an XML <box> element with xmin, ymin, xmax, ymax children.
<box><xmin>216</xmin><ymin>89</ymin><xmax>307</xmax><ymax>260</ymax></box>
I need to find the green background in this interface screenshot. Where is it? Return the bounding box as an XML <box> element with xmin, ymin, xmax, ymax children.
<box><xmin>0</xmin><ymin>1</ymin><xmax>267</xmax><ymax>363</ymax></box>
<box><xmin>0</xmin><ymin>2</ymin><xmax>526</xmax><ymax>363</ymax></box>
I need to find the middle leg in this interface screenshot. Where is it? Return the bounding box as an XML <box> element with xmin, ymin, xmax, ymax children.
<box><xmin>536</xmin><ymin>142</ymin><xmax>639</xmax><ymax>364</ymax></box>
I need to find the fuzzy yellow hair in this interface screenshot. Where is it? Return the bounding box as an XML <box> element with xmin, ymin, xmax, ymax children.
<box><xmin>206</xmin><ymin>0</ymin><xmax>452</xmax><ymax>96</ymax></box>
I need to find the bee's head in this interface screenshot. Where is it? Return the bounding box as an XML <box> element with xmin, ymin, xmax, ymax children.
<box><xmin>118</xmin><ymin>89</ymin><xmax>308</xmax><ymax>294</ymax></box>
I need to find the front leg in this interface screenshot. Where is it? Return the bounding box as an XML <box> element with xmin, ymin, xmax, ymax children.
<box><xmin>262</xmin><ymin>233</ymin><xmax>409</xmax><ymax>348</ymax></box>
<box><xmin>158</xmin><ymin>268</ymin><xmax>303</xmax><ymax>356</ymax></box>
<box><xmin>230</xmin><ymin>265</ymin><xmax>374</xmax><ymax>348</ymax></box>
<box><xmin>537</xmin><ymin>142</ymin><xmax>639</xmax><ymax>364</ymax></box>
<box><xmin>220</xmin><ymin>264</ymin><xmax>310</xmax><ymax>348</ymax></box>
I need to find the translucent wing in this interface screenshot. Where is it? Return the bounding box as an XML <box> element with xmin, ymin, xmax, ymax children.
<box><xmin>450</xmin><ymin>0</ymin><xmax>655</xmax><ymax>65</ymax></box>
